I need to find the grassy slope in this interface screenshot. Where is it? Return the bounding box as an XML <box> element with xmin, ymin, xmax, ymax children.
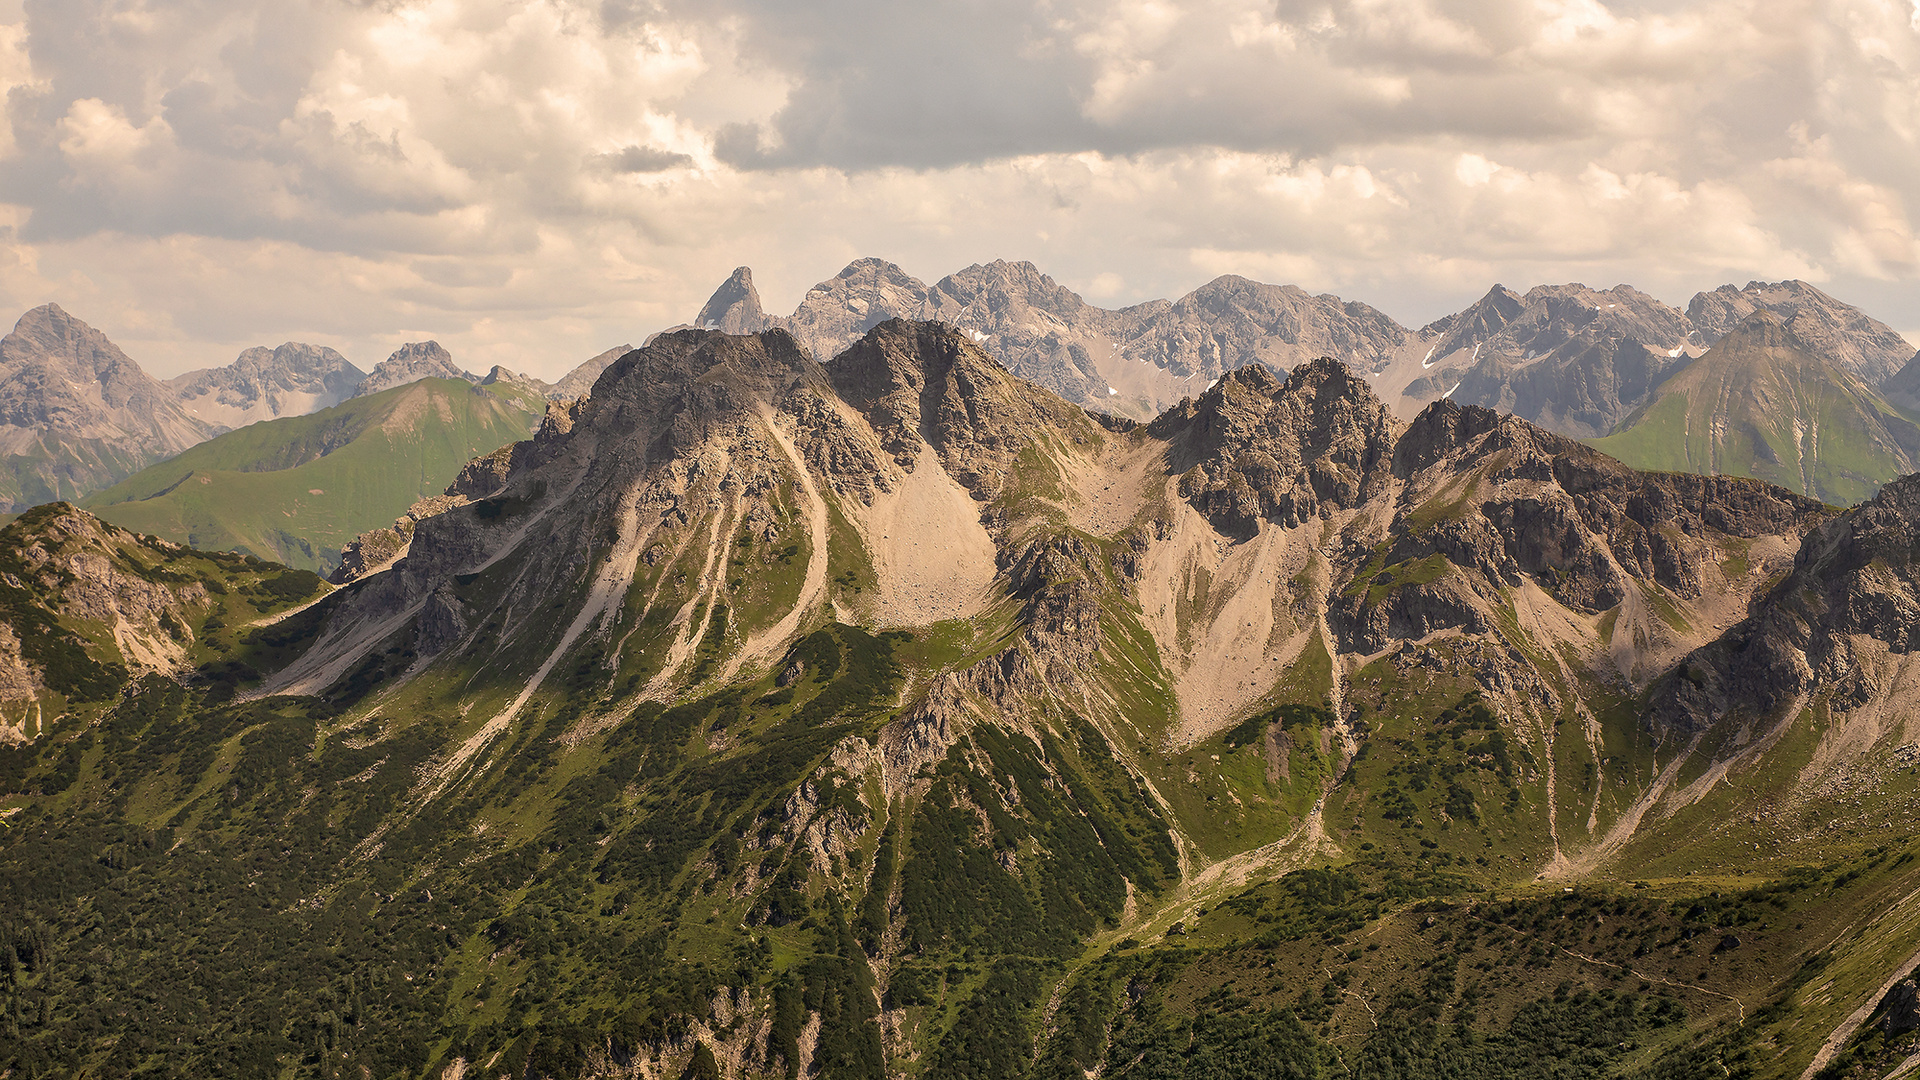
<box><xmin>1590</xmin><ymin>334</ymin><xmax>1920</xmax><ymax>505</ymax></box>
<box><xmin>0</xmin><ymin>435</ymin><xmax>155</xmax><ymax>511</ymax></box>
<box><xmin>79</xmin><ymin>379</ymin><xmax>543</xmax><ymax>571</ymax></box>
<box><xmin>4</xmin><ymin>425</ymin><xmax>1920</xmax><ymax>1078</ymax></box>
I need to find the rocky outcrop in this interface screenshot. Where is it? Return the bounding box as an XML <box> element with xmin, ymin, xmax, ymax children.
<box><xmin>1152</xmin><ymin>358</ymin><xmax>1400</xmax><ymax>536</ymax></box>
<box><xmin>351</xmin><ymin>341</ymin><xmax>478</xmax><ymax>397</ymax></box>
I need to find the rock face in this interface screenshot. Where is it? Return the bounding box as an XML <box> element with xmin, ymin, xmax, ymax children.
<box><xmin>780</xmin><ymin>258</ymin><xmax>936</xmax><ymax>362</ymax></box>
<box><xmin>1654</xmin><ymin>470</ymin><xmax>1920</xmax><ymax>734</ymax></box>
<box><xmin>351</xmin><ymin>341</ymin><xmax>478</xmax><ymax>397</ymax></box>
<box><xmin>919</xmin><ymin>260</ymin><xmax>1130</xmax><ymax>403</ymax></box>
<box><xmin>0</xmin><ymin>304</ymin><xmax>216</xmax><ymax>509</ymax></box>
<box><xmin>1149</xmin><ymin>358</ymin><xmax>1399</xmax><ymax>537</ymax></box>
<box><xmin>1591</xmin><ymin>311</ymin><xmax>1920</xmax><ymax>505</ymax></box>
<box><xmin>0</xmin><ymin>502</ymin><xmax>326</xmax><ymax>715</ymax></box>
<box><xmin>1404</xmin><ymin>283</ymin><xmax>1692</xmax><ymax>437</ymax></box>
<box><xmin>1121</xmin><ymin>276</ymin><xmax>1407</xmax><ymax>381</ymax></box>
<box><xmin>1686</xmin><ymin>280</ymin><xmax>1913</xmax><ymax>386</ymax></box>
<box><xmin>167</xmin><ymin>342</ymin><xmax>366</xmax><ymax>431</ymax></box>
<box><xmin>695</xmin><ymin>266</ymin><xmax>774</xmax><ymax>334</ymax></box>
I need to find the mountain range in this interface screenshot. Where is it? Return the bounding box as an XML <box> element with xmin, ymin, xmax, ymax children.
<box><xmin>684</xmin><ymin>261</ymin><xmax>1920</xmax><ymax>505</ymax></box>
<box><xmin>5</xmin><ymin>317</ymin><xmax>1920</xmax><ymax>1078</ymax></box>
<box><xmin>0</xmin><ymin>304</ymin><xmax>632</xmax><ymax>514</ymax></box>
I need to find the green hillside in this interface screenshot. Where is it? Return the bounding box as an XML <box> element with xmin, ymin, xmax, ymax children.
<box><xmin>80</xmin><ymin>378</ymin><xmax>543</xmax><ymax>571</ymax></box>
<box><xmin>1590</xmin><ymin>312</ymin><xmax>1920</xmax><ymax>505</ymax></box>
<box><xmin>0</xmin><ymin>436</ymin><xmax>158</xmax><ymax>511</ymax></box>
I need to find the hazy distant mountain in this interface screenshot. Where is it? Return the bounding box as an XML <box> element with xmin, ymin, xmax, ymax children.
<box><xmin>1686</xmin><ymin>279</ymin><xmax>1912</xmax><ymax>385</ymax></box>
<box><xmin>1590</xmin><ymin>311</ymin><xmax>1920</xmax><ymax>504</ymax></box>
<box><xmin>544</xmin><ymin>344</ymin><xmax>635</xmax><ymax>401</ymax></box>
<box><xmin>1404</xmin><ymin>283</ymin><xmax>1693</xmax><ymax>438</ymax></box>
<box><xmin>920</xmin><ymin>260</ymin><xmax>1144</xmax><ymax>401</ymax></box>
<box><xmin>780</xmin><ymin>257</ymin><xmax>936</xmax><ymax>361</ymax></box>
<box><xmin>1119</xmin><ymin>274</ymin><xmax>1407</xmax><ymax>380</ymax></box>
<box><xmin>699</xmin><ymin>258</ymin><xmax>1418</xmax><ymax>412</ymax></box>
<box><xmin>351</xmin><ymin>340</ymin><xmax>478</xmax><ymax>397</ymax></box>
<box><xmin>694</xmin><ymin>266</ymin><xmax>774</xmax><ymax>334</ymax></box>
<box><xmin>0</xmin><ymin>304</ymin><xmax>216</xmax><ymax>510</ymax></box>
<box><xmin>84</xmin><ymin>377</ymin><xmax>546</xmax><ymax>571</ymax></box>
<box><xmin>166</xmin><ymin>342</ymin><xmax>366</xmax><ymax>432</ymax></box>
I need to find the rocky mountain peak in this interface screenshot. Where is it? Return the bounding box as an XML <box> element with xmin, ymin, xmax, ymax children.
<box><xmin>826</xmin><ymin>319</ymin><xmax>1088</xmax><ymax>501</ymax></box>
<box><xmin>1</xmin><ymin>303</ymin><xmax>155</xmax><ymax>407</ymax></box>
<box><xmin>782</xmin><ymin>258</ymin><xmax>934</xmax><ymax>361</ymax></box>
<box><xmin>1123</xmin><ymin>276</ymin><xmax>1408</xmax><ymax>381</ymax></box>
<box><xmin>1685</xmin><ymin>279</ymin><xmax>1912</xmax><ymax>385</ymax></box>
<box><xmin>166</xmin><ymin>341</ymin><xmax>365</xmax><ymax>431</ymax></box>
<box><xmin>351</xmin><ymin>340</ymin><xmax>478</xmax><ymax>397</ymax></box>
<box><xmin>1424</xmin><ymin>284</ymin><xmax>1525</xmax><ymax>354</ymax></box>
<box><xmin>695</xmin><ymin>266</ymin><xmax>772</xmax><ymax>334</ymax></box>
<box><xmin>544</xmin><ymin>343</ymin><xmax>634</xmax><ymax>402</ymax></box>
<box><xmin>0</xmin><ymin>304</ymin><xmax>211</xmax><ymax>504</ymax></box>
<box><xmin>1157</xmin><ymin>356</ymin><xmax>1402</xmax><ymax>535</ymax></box>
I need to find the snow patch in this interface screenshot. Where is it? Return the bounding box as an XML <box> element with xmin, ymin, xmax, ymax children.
<box><xmin>1444</xmin><ymin>382</ymin><xmax>1462</xmax><ymax>398</ymax></box>
<box><xmin>1108</xmin><ymin>387</ymin><xmax>1119</xmax><ymax>395</ymax></box>
<box><xmin>1668</xmin><ymin>346</ymin><xmax>1684</xmax><ymax>357</ymax></box>
<box><xmin>1421</xmin><ymin>346</ymin><xmax>1437</xmax><ymax>368</ymax></box>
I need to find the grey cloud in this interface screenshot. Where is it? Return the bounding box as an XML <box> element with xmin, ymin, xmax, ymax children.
<box><xmin>595</xmin><ymin>144</ymin><xmax>692</xmax><ymax>172</ymax></box>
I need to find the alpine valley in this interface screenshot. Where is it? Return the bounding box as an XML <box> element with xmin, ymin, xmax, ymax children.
<box><xmin>3</xmin><ymin>273</ymin><xmax>1920</xmax><ymax>1080</ymax></box>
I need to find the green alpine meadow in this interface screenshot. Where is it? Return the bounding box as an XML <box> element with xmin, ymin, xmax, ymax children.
<box><xmin>78</xmin><ymin>378</ymin><xmax>548</xmax><ymax>574</ymax></box>
<box><xmin>3</xmin><ymin>320</ymin><xmax>1920</xmax><ymax>1080</ymax></box>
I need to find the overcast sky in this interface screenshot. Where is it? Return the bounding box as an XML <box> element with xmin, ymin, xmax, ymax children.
<box><xmin>0</xmin><ymin>0</ymin><xmax>1916</xmax><ymax>378</ymax></box>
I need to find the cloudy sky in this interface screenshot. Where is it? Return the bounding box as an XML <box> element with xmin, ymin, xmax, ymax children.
<box><xmin>0</xmin><ymin>0</ymin><xmax>1916</xmax><ymax>379</ymax></box>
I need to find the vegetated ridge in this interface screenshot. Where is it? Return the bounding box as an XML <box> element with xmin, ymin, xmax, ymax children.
<box><xmin>5</xmin><ymin>322</ymin><xmax>1920</xmax><ymax>1078</ymax></box>
<box><xmin>1592</xmin><ymin>311</ymin><xmax>1920</xmax><ymax>506</ymax></box>
<box><xmin>78</xmin><ymin>377</ymin><xmax>546</xmax><ymax>572</ymax></box>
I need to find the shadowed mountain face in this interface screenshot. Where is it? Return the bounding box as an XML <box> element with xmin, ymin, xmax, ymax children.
<box><xmin>4</xmin><ymin>320</ymin><xmax>1919</xmax><ymax>1079</ymax></box>
<box><xmin>0</xmin><ymin>304</ymin><xmax>216</xmax><ymax>510</ymax></box>
<box><xmin>1591</xmin><ymin>311</ymin><xmax>1920</xmax><ymax>505</ymax></box>
<box><xmin>166</xmin><ymin>342</ymin><xmax>366</xmax><ymax>432</ymax></box>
